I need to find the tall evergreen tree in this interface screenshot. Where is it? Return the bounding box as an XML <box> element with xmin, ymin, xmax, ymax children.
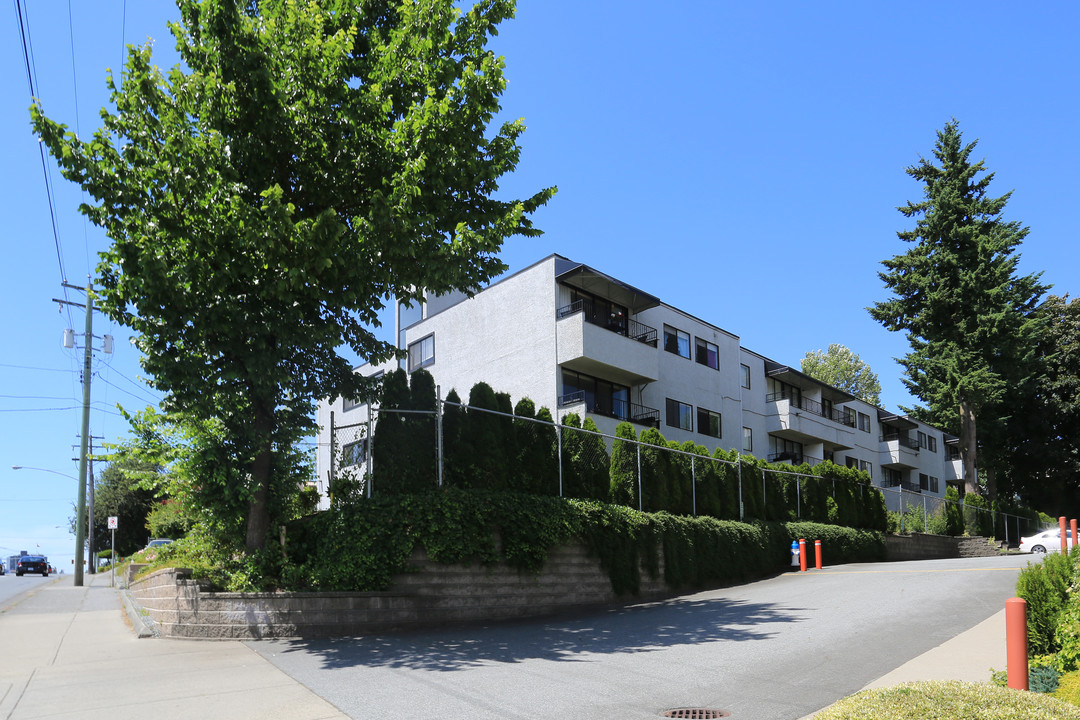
<box><xmin>869</xmin><ymin>121</ymin><xmax>1046</xmax><ymax>497</ymax></box>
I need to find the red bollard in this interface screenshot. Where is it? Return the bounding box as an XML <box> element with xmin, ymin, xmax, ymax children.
<box><xmin>1071</xmin><ymin>519</ymin><xmax>1077</xmax><ymax>551</ymax></box>
<box><xmin>799</xmin><ymin>538</ymin><xmax>807</xmax><ymax>572</ymax></box>
<box><xmin>814</xmin><ymin>539</ymin><xmax>822</xmax><ymax>569</ymax></box>
<box><xmin>1061</xmin><ymin>517</ymin><xmax>1068</xmax><ymax>554</ymax></box>
<box><xmin>1006</xmin><ymin>597</ymin><xmax>1029</xmax><ymax>691</ymax></box>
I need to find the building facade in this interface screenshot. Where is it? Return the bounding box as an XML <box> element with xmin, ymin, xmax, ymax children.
<box><xmin>315</xmin><ymin>255</ymin><xmax>962</xmax><ymax>505</ymax></box>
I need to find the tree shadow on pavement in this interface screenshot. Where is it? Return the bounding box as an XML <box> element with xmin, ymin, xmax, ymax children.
<box><xmin>260</xmin><ymin>593</ymin><xmax>808</xmax><ymax>672</ymax></box>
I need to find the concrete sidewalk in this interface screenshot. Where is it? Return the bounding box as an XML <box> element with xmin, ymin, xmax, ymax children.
<box><xmin>799</xmin><ymin>608</ymin><xmax>1007</xmax><ymax>719</ymax></box>
<box><xmin>0</xmin><ymin>572</ymin><xmax>347</xmax><ymax>720</ymax></box>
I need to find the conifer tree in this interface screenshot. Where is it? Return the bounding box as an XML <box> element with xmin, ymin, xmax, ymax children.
<box><xmin>869</xmin><ymin>121</ymin><xmax>1046</xmax><ymax>496</ymax></box>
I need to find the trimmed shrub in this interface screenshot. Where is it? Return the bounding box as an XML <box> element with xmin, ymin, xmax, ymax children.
<box><xmin>609</xmin><ymin>422</ymin><xmax>638</xmax><ymax>507</ymax></box>
<box><xmin>945</xmin><ymin>486</ymin><xmax>965</xmax><ymax>536</ymax></box>
<box><xmin>1017</xmin><ymin>550</ymin><xmax>1075</xmax><ymax>656</ymax></box>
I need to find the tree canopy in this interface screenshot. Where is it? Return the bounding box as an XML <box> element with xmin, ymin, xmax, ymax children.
<box><xmin>868</xmin><ymin>120</ymin><xmax>1046</xmax><ymax>496</ymax></box>
<box><xmin>801</xmin><ymin>343</ymin><xmax>881</xmax><ymax>405</ymax></box>
<box><xmin>31</xmin><ymin>0</ymin><xmax>554</xmax><ymax>551</ymax></box>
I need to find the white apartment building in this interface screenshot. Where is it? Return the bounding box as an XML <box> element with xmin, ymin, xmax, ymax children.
<box><xmin>315</xmin><ymin>254</ymin><xmax>963</xmax><ymax>505</ymax></box>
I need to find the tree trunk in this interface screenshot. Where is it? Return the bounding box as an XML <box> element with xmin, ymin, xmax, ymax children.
<box><xmin>960</xmin><ymin>399</ymin><xmax>978</xmax><ymax>496</ymax></box>
<box><xmin>245</xmin><ymin>407</ymin><xmax>274</xmax><ymax>552</ymax></box>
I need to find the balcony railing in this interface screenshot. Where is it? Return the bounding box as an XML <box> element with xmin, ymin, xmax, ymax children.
<box><xmin>558</xmin><ymin>391</ymin><xmax>660</xmax><ymax>428</ymax></box>
<box><xmin>557</xmin><ymin>299</ymin><xmax>658</xmax><ymax>347</ymax></box>
<box><xmin>767</xmin><ymin>452</ymin><xmax>824</xmax><ymax>467</ymax></box>
<box><xmin>765</xmin><ymin>391</ymin><xmax>855</xmax><ymax>426</ymax></box>
<box><xmin>881</xmin><ymin>477</ymin><xmax>922</xmax><ymax>492</ymax></box>
<box><xmin>881</xmin><ymin>432</ymin><xmax>920</xmax><ymax>451</ymax></box>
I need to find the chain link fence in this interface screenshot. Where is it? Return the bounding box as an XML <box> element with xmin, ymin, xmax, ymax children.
<box><xmin>328</xmin><ymin>394</ymin><xmax>1042</xmax><ymax>540</ymax></box>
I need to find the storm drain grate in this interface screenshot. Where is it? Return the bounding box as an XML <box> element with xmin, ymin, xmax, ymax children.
<box><xmin>661</xmin><ymin>709</ymin><xmax>730</xmax><ymax>719</ymax></box>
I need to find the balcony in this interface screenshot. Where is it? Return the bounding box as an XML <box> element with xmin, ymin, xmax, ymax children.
<box><xmin>764</xmin><ymin>393</ymin><xmax>855</xmax><ymax>448</ymax></box>
<box><xmin>557</xmin><ymin>304</ymin><xmax>659</xmax><ymax>384</ymax></box>
<box><xmin>881</xmin><ymin>432</ymin><xmax>920</xmax><ymax>451</ymax></box>
<box><xmin>558</xmin><ymin>390</ymin><xmax>660</xmax><ymax>428</ymax></box>
<box><xmin>557</xmin><ymin>299</ymin><xmax>657</xmax><ymax>346</ymax></box>
<box><xmin>766</xmin><ymin>391</ymin><xmax>854</xmax><ymax>426</ymax></box>
<box><xmin>879</xmin><ymin>432</ymin><xmax>920</xmax><ymax>469</ymax></box>
<box><xmin>767</xmin><ymin>452</ymin><xmax>824</xmax><ymax>468</ymax></box>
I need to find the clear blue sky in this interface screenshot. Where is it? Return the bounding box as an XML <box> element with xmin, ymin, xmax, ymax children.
<box><xmin>3</xmin><ymin>1</ymin><xmax>1077</xmax><ymax>568</ymax></box>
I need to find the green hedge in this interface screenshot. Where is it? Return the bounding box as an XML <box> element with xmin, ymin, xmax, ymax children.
<box><xmin>283</xmin><ymin>489</ymin><xmax>885</xmax><ymax>594</ymax></box>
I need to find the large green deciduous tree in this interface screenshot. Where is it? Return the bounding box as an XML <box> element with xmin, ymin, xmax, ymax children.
<box><xmin>31</xmin><ymin>0</ymin><xmax>554</xmax><ymax>552</ymax></box>
<box><xmin>801</xmin><ymin>343</ymin><xmax>882</xmax><ymax>405</ymax></box>
<box><xmin>869</xmin><ymin>121</ymin><xmax>1045</xmax><ymax>497</ymax></box>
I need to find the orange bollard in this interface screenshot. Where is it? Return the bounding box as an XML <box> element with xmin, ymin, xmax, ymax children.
<box><xmin>814</xmin><ymin>539</ymin><xmax>822</xmax><ymax>569</ymax></box>
<box><xmin>1006</xmin><ymin>597</ymin><xmax>1029</xmax><ymax>691</ymax></box>
<box><xmin>799</xmin><ymin>538</ymin><xmax>807</xmax><ymax>572</ymax></box>
<box><xmin>1072</xmin><ymin>519</ymin><xmax>1077</xmax><ymax>551</ymax></box>
<box><xmin>1061</xmin><ymin>517</ymin><xmax>1068</xmax><ymax>554</ymax></box>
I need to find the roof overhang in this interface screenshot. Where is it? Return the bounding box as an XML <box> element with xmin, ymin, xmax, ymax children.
<box><xmin>556</xmin><ymin>261</ymin><xmax>661</xmax><ymax>315</ymax></box>
<box><xmin>877</xmin><ymin>409</ymin><xmax>919</xmax><ymax>430</ymax></box>
<box><xmin>763</xmin><ymin>360</ymin><xmax>857</xmax><ymax>402</ymax></box>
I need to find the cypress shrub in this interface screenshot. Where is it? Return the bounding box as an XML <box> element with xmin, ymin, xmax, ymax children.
<box><xmin>609</xmin><ymin>422</ymin><xmax>639</xmax><ymax>507</ymax></box>
<box><xmin>577</xmin><ymin>417</ymin><xmax>612</xmax><ymax>500</ymax></box>
<box><xmin>441</xmin><ymin>388</ymin><xmax>464</xmax><ymax>487</ymax></box>
<box><xmin>533</xmin><ymin>407</ymin><xmax>559</xmax><ymax>495</ymax></box>
<box><xmin>740</xmin><ymin>456</ymin><xmax>765</xmax><ymax>521</ymax></box>
<box><xmin>639</xmin><ymin>428</ymin><xmax>676</xmax><ymax>513</ymax></box>
<box><xmin>559</xmin><ymin>413</ymin><xmax>585</xmax><ymax>498</ymax></box>
<box><xmin>691</xmin><ymin>443</ymin><xmax>723</xmax><ymax>518</ymax></box>
<box><xmin>459</xmin><ymin>382</ymin><xmax>505</xmax><ymax>490</ymax></box>
<box><xmin>401</xmin><ymin>368</ymin><xmax>437</xmax><ymax>493</ymax></box>
<box><xmin>513</xmin><ymin>398</ymin><xmax>557</xmax><ymax>495</ymax></box>
<box><xmin>371</xmin><ymin>368</ymin><xmax>410</xmax><ymax>494</ymax></box>
<box><xmin>945</xmin><ymin>486</ymin><xmax>965</xmax><ymax>536</ymax></box>
<box><xmin>713</xmin><ymin>448</ymin><xmax>741</xmax><ymax>520</ymax></box>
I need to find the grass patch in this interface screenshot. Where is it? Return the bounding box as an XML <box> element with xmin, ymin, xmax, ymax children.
<box><xmin>813</xmin><ymin>680</ymin><xmax>1080</xmax><ymax>719</ymax></box>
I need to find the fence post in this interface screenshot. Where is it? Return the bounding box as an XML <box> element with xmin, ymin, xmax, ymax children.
<box><xmin>436</xmin><ymin>385</ymin><xmax>443</xmax><ymax>488</ymax></box>
<box><xmin>329</xmin><ymin>410</ymin><xmax>336</xmax><ymax>503</ymax></box>
<box><xmin>796</xmin><ymin>475</ymin><xmax>801</xmax><ymax>519</ymax></box>
<box><xmin>1061</xmin><ymin>516</ymin><xmax>1068</xmax><ymax>554</ymax></box>
<box><xmin>691</xmin><ymin>456</ymin><xmax>697</xmax><ymax>517</ymax></box>
<box><xmin>923</xmin><ymin>494</ymin><xmax>928</xmax><ymax>533</ymax></box>
<box><xmin>737</xmin><ymin>452</ymin><xmax>744</xmax><ymax>521</ymax></box>
<box><xmin>636</xmin><ymin>443</ymin><xmax>643</xmax><ymax>512</ymax></box>
<box><xmin>556</xmin><ymin>424</ymin><xmax>563</xmax><ymax>498</ymax></box>
<box><xmin>366</xmin><ymin>413</ymin><xmax>373</xmax><ymax>498</ymax></box>
<box><xmin>762</xmin><ymin>470</ymin><xmax>767</xmax><ymax>520</ymax></box>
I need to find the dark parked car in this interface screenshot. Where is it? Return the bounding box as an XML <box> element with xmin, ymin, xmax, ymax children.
<box><xmin>16</xmin><ymin>555</ymin><xmax>49</xmax><ymax>577</ymax></box>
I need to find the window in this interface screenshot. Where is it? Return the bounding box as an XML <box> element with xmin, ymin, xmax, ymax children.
<box><xmin>769</xmin><ymin>436</ymin><xmax>803</xmax><ymax>464</ymax></box>
<box><xmin>860</xmin><ymin>460</ymin><xmax>873</xmax><ymax>478</ymax></box>
<box><xmin>741</xmin><ymin>363</ymin><xmax>751</xmax><ymax>389</ymax></box>
<box><xmin>666</xmin><ymin>398</ymin><xmax>692</xmax><ymax>431</ymax></box>
<box><xmin>845</xmin><ymin>457</ymin><xmax>858</xmax><ymax>470</ymax></box>
<box><xmin>882</xmin><ymin>467</ymin><xmax>902</xmax><ymax>487</ymax></box>
<box><xmin>946</xmin><ymin>444</ymin><xmax>961</xmax><ymax>461</ymax></box>
<box><xmin>561</xmin><ymin>369</ymin><xmax>630</xmax><ymax>420</ymax></box>
<box><xmin>919</xmin><ymin>473</ymin><xmax>929</xmax><ymax>491</ymax></box>
<box><xmin>918</xmin><ymin>431</ymin><xmax>928</xmax><ymax>449</ymax></box>
<box><xmin>695</xmin><ymin>337</ymin><xmax>719</xmax><ymax>370</ymax></box>
<box><xmin>742</xmin><ymin>426</ymin><xmax>753</xmax><ymax>452</ymax></box>
<box><xmin>929</xmin><ymin>476</ymin><xmax>939</xmax><ymax>493</ymax></box>
<box><xmin>928</xmin><ymin>435</ymin><xmax>938</xmax><ymax>453</ymax></box>
<box><xmin>858</xmin><ymin>412</ymin><xmax>870</xmax><ymax>433</ymax></box>
<box><xmin>664</xmin><ymin>325</ymin><xmax>690</xmax><ymax>358</ymax></box>
<box><xmin>342</xmin><ymin>438</ymin><xmax>367</xmax><ymax>467</ymax></box>
<box><xmin>697</xmin><ymin>407</ymin><xmax>721</xmax><ymax>438</ymax></box>
<box><xmin>407</xmin><ymin>334</ymin><xmax>435</xmax><ymax>372</ymax></box>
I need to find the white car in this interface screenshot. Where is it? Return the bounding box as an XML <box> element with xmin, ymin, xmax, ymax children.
<box><xmin>1019</xmin><ymin>528</ymin><xmax>1073</xmax><ymax>554</ymax></box>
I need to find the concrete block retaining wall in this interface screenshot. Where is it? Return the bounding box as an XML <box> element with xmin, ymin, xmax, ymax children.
<box><xmin>130</xmin><ymin>541</ymin><xmax>669</xmax><ymax>640</ymax></box>
<box><xmin>884</xmin><ymin>533</ymin><xmax>999</xmax><ymax>561</ymax></box>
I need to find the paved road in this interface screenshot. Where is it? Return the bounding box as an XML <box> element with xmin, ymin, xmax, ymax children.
<box><xmin>249</xmin><ymin>555</ymin><xmax>1033</xmax><ymax>720</ymax></box>
<box><xmin>0</xmin><ymin>573</ymin><xmax>55</xmax><ymax>607</ymax></box>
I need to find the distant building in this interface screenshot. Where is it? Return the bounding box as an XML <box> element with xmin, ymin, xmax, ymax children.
<box><xmin>315</xmin><ymin>254</ymin><xmax>961</xmax><ymax>507</ymax></box>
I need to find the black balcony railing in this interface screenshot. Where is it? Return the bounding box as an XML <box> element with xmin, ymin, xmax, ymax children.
<box><xmin>557</xmin><ymin>299</ymin><xmax>658</xmax><ymax>347</ymax></box>
<box><xmin>765</xmin><ymin>391</ymin><xmax>855</xmax><ymax>427</ymax></box>
<box><xmin>881</xmin><ymin>477</ymin><xmax>922</xmax><ymax>492</ymax></box>
<box><xmin>767</xmin><ymin>452</ymin><xmax>825</xmax><ymax>467</ymax></box>
<box><xmin>881</xmin><ymin>432</ymin><xmax>920</xmax><ymax>451</ymax></box>
<box><xmin>558</xmin><ymin>391</ymin><xmax>660</xmax><ymax>428</ymax></box>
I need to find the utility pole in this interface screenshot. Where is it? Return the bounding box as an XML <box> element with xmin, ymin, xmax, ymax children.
<box><xmin>74</xmin><ymin>435</ymin><xmax>104</xmax><ymax>575</ymax></box>
<box><xmin>55</xmin><ymin>280</ymin><xmax>112</xmax><ymax>587</ymax></box>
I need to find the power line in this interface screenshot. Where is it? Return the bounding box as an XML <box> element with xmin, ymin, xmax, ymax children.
<box><xmin>0</xmin><ymin>362</ymin><xmax>72</xmax><ymax>373</ymax></box>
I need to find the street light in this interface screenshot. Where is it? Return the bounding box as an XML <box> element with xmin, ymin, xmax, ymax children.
<box><xmin>12</xmin><ymin>465</ymin><xmax>87</xmax><ymax>584</ymax></box>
